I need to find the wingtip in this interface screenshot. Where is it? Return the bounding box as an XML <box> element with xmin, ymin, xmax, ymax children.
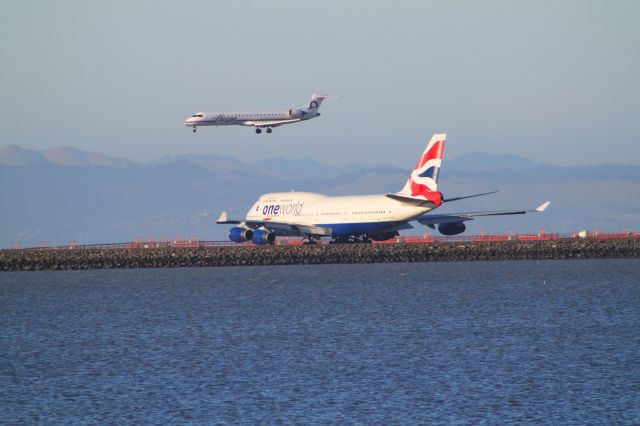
<box><xmin>216</xmin><ymin>211</ymin><xmax>228</xmax><ymax>223</ymax></box>
<box><xmin>536</xmin><ymin>201</ymin><xmax>551</xmax><ymax>212</ymax></box>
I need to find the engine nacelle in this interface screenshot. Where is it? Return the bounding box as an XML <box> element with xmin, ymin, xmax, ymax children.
<box><xmin>438</xmin><ymin>222</ymin><xmax>467</xmax><ymax>236</ymax></box>
<box><xmin>252</xmin><ymin>228</ymin><xmax>276</xmax><ymax>245</ymax></box>
<box><xmin>228</xmin><ymin>226</ymin><xmax>253</xmax><ymax>243</ymax></box>
<box><xmin>370</xmin><ymin>231</ymin><xmax>399</xmax><ymax>241</ymax></box>
<box><xmin>289</xmin><ymin>108</ymin><xmax>303</xmax><ymax>119</ymax></box>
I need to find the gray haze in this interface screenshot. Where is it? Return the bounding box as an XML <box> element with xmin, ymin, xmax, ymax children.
<box><xmin>1</xmin><ymin>1</ymin><xmax>639</xmax><ymax>169</ymax></box>
<box><xmin>2</xmin><ymin>145</ymin><xmax>640</xmax><ymax>247</ymax></box>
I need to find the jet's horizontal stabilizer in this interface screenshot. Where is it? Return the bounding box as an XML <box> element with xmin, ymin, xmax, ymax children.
<box><xmin>444</xmin><ymin>191</ymin><xmax>498</xmax><ymax>203</ymax></box>
<box><xmin>385</xmin><ymin>193</ymin><xmax>438</xmax><ymax>207</ymax></box>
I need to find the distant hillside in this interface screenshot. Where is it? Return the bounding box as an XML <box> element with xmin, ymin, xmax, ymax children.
<box><xmin>0</xmin><ymin>145</ymin><xmax>48</xmax><ymax>166</ymax></box>
<box><xmin>158</xmin><ymin>154</ymin><xmax>363</xmax><ymax>179</ymax></box>
<box><xmin>1</xmin><ymin>145</ymin><xmax>639</xmax><ymax>248</ymax></box>
<box><xmin>447</xmin><ymin>152</ymin><xmax>544</xmax><ymax>171</ymax></box>
<box><xmin>0</xmin><ymin>145</ymin><xmax>135</xmax><ymax>168</ymax></box>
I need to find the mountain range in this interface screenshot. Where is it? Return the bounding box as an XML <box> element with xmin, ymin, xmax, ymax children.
<box><xmin>0</xmin><ymin>145</ymin><xmax>135</xmax><ymax>168</ymax></box>
<box><xmin>1</xmin><ymin>145</ymin><xmax>639</xmax><ymax>248</ymax></box>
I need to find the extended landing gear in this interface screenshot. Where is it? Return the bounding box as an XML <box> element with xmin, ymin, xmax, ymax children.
<box><xmin>255</xmin><ymin>128</ymin><xmax>272</xmax><ymax>134</ymax></box>
<box><xmin>329</xmin><ymin>236</ymin><xmax>345</xmax><ymax>244</ymax></box>
<box><xmin>192</xmin><ymin>127</ymin><xmax>197</xmax><ymax>133</ymax></box>
<box><xmin>329</xmin><ymin>235</ymin><xmax>372</xmax><ymax>244</ymax></box>
<box><xmin>266</xmin><ymin>128</ymin><xmax>272</xmax><ymax>134</ymax></box>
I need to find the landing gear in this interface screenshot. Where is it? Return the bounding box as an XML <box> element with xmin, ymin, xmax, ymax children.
<box><xmin>256</xmin><ymin>128</ymin><xmax>262</xmax><ymax>134</ymax></box>
<box><xmin>266</xmin><ymin>128</ymin><xmax>272</xmax><ymax>134</ymax></box>
<box><xmin>330</xmin><ymin>235</ymin><xmax>372</xmax><ymax>244</ymax></box>
<box><xmin>192</xmin><ymin>127</ymin><xmax>197</xmax><ymax>133</ymax></box>
<box><xmin>330</xmin><ymin>236</ymin><xmax>350</xmax><ymax>244</ymax></box>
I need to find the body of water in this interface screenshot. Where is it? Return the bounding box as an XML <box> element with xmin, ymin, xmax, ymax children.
<box><xmin>1</xmin><ymin>259</ymin><xmax>639</xmax><ymax>424</ymax></box>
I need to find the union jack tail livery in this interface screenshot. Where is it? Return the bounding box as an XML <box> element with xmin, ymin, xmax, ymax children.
<box><xmin>396</xmin><ymin>133</ymin><xmax>446</xmax><ymax>206</ymax></box>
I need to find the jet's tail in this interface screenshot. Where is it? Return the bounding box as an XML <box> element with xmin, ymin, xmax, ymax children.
<box><xmin>306</xmin><ymin>94</ymin><xmax>327</xmax><ymax>111</ymax></box>
<box><xmin>394</xmin><ymin>133</ymin><xmax>446</xmax><ymax>206</ymax></box>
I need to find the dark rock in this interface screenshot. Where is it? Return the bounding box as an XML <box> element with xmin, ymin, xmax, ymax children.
<box><xmin>1</xmin><ymin>239</ymin><xmax>638</xmax><ymax>271</ymax></box>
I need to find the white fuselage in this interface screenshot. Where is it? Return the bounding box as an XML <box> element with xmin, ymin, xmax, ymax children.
<box><xmin>245</xmin><ymin>192</ymin><xmax>434</xmax><ymax>236</ymax></box>
<box><xmin>184</xmin><ymin>110</ymin><xmax>318</xmax><ymax>127</ymax></box>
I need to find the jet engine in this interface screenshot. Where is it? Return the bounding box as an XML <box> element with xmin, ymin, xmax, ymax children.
<box><xmin>289</xmin><ymin>108</ymin><xmax>303</xmax><ymax>119</ymax></box>
<box><xmin>438</xmin><ymin>222</ymin><xmax>466</xmax><ymax>236</ymax></box>
<box><xmin>252</xmin><ymin>228</ymin><xmax>276</xmax><ymax>245</ymax></box>
<box><xmin>228</xmin><ymin>226</ymin><xmax>253</xmax><ymax>243</ymax></box>
<box><xmin>370</xmin><ymin>231</ymin><xmax>399</xmax><ymax>241</ymax></box>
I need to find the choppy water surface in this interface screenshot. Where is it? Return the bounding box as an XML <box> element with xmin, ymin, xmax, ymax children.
<box><xmin>1</xmin><ymin>259</ymin><xmax>639</xmax><ymax>424</ymax></box>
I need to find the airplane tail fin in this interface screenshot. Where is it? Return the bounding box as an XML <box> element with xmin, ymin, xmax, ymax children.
<box><xmin>395</xmin><ymin>133</ymin><xmax>446</xmax><ymax>206</ymax></box>
<box><xmin>307</xmin><ymin>94</ymin><xmax>327</xmax><ymax>111</ymax></box>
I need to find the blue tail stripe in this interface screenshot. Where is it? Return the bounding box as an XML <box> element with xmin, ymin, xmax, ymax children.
<box><xmin>418</xmin><ymin>166</ymin><xmax>439</xmax><ymax>181</ymax></box>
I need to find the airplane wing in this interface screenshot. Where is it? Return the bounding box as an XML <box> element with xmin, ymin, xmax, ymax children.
<box><xmin>242</xmin><ymin>119</ymin><xmax>302</xmax><ymax>128</ymax></box>
<box><xmin>250</xmin><ymin>221</ymin><xmax>333</xmax><ymax>237</ymax></box>
<box><xmin>217</xmin><ymin>212</ymin><xmax>332</xmax><ymax>237</ymax></box>
<box><xmin>415</xmin><ymin>201</ymin><xmax>551</xmax><ymax>226</ymax></box>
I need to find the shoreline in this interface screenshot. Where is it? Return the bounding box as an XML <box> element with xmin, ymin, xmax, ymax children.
<box><xmin>1</xmin><ymin>239</ymin><xmax>639</xmax><ymax>271</ymax></box>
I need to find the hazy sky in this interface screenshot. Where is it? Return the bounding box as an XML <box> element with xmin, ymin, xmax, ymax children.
<box><xmin>2</xmin><ymin>0</ymin><xmax>639</xmax><ymax>168</ymax></box>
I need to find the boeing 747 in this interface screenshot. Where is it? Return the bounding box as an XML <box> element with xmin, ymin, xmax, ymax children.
<box><xmin>217</xmin><ymin>133</ymin><xmax>550</xmax><ymax>244</ymax></box>
<box><xmin>185</xmin><ymin>94</ymin><xmax>327</xmax><ymax>134</ymax></box>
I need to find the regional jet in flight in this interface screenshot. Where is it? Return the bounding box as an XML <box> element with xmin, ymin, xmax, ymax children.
<box><xmin>217</xmin><ymin>133</ymin><xmax>551</xmax><ymax>244</ymax></box>
<box><xmin>185</xmin><ymin>94</ymin><xmax>327</xmax><ymax>134</ymax></box>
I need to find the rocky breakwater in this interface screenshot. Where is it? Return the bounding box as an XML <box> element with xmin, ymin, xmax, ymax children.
<box><xmin>1</xmin><ymin>239</ymin><xmax>639</xmax><ymax>271</ymax></box>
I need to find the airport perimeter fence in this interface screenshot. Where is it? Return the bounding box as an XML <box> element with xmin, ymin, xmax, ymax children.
<box><xmin>8</xmin><ymin>231</ymin><xmax>640</xmax><ymax>252</ymax></box>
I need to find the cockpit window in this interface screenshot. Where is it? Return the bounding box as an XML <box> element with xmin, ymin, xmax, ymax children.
<box><xmin>192</xmin><ymin>114</ymin><xmax>204</xmax><ymax>118</ymax></box>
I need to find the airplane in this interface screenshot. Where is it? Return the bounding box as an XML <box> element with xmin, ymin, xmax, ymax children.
<box><xmin>217</xmin><ymin>133</ymin><xmax>551</xmax><ymax>244</ymax></box>
<box><xmin>185</xmin><ymin>94</ymin><xmax>327</xmax><ymax>134</ymax></box>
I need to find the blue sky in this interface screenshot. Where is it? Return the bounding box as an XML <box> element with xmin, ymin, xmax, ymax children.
<box><xmin>1</xmin><ymin>0</ymin><xmax>638</xmax><ymax>168</ymax></box>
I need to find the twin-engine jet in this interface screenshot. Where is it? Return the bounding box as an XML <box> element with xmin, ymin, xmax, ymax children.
<box><xmin>185</xmin><ymin>94</ymin><xmax>327</xmax><ymax>134</ymax></box>
<box><xmin>217</xmin><ymin>133</ymin><xmax>550</xmax><ymax>245</ymax></box>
